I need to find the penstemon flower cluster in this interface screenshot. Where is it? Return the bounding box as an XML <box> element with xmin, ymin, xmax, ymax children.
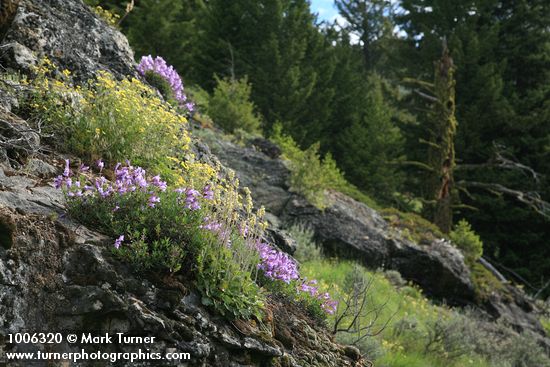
<box><xmin>258</xmin><ymin>242</ymin><xmax>338</xmax><ymax>314</ymax></box>
<box><xmin>54</xmin><ymin>159</ymin><xmax>336</xmax><ymax>314</ymax></box>
<box><xmin>257</xmin><ymin>241</ymin><xmax>299</xmax><ymax>283</ymax></box>
<box><xmin>54</xmin><ymin>160</ymin><xmax>208</xmax><ymax>246</ymax></box>
<box><xmin>298</xmin><ymin>279</ymin><xmax>338</xmax><ymax>314</ymax></box>
<box><xmin>55</xmin><ymin>159</ymin><xmax>168</xmax><ymax>205</ymax></box>
<box><xmin>137</xmin><ymin>55</ymin><xmax>194</xmax><ymax>111</ymax></box>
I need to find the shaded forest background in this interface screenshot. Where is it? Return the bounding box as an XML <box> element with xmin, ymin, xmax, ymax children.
<box><xmin>86</xmin><ymin>0</ymin><xmax>550</xmax><ymax>298</ymax></box>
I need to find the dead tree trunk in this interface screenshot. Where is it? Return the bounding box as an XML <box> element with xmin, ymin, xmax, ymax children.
<box><xmin>425</xmin><ymin>43</ymin><xmax>457</xmax><ymax>234</ymax></box>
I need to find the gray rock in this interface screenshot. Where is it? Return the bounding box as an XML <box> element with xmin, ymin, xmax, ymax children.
<box><xmin>0</xmin><ymin>0</ymin><xmax>137</xmax><ymax>82</ymax></box>
<box><xmin>206</xmin><ymin>137</ymin><xmax>292</xmax><ymax>216</ymax></box>
<box><xmin>265</xmin><ymin>227</ymin><xmax>297</xmax><ymax>255</ymax></box>
<box><xmin>248</xmin><ymin>137</ymin><xmax>282</xmax><ymax>159</ymax></box>
<box><xmin>24</xmin><ymin>158</ymin><xmax>57</xmax><ymax>177</ymax></box>
<box><xmin>484</xmin><ymin>283</ymin><xmax>548</xmax><ymax>337</ymax></box>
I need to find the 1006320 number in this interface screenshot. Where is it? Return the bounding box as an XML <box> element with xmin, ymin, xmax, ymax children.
<box><xmin>7</xmin><ymin>333</ymin><xmax>63</xmax><ymax>344</ymax></box>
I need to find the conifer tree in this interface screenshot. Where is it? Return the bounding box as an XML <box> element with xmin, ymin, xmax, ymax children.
<box><xmin>336</xmin><ymin>73</ymin><xmax>404</xmax><ymax>202</ymax></box>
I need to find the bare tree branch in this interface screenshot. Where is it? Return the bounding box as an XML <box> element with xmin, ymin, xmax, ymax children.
<box><xmin>456</xmin><ymin>143</ymin><xmax>541</xmax><ymax>182</ymax></box>
<box><xmin>456</xmin><ymin>180</ymin><xmax>550</xmax><ymax>219</ymax></box>
<box><xmin>413</xmin><ymin>88</ymin><xmax>438</xmax><ymax>103</ymax></box>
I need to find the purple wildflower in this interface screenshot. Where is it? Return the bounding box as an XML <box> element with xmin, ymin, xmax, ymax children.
<box><xmin>182</xmin><ymin>188</ymin><xmax>201</xmax><ymax>211</ymax></box>
<box><xmin>200</xmin><ymin>217</ymin><xmax>222</xmax><ymax>232</ymax></box>
<box><xmin>151</xmin><ymin>175</ymin><xmax>167</xmax><ymax>192</ymax></box>
<box><xmin>148</xmin><ymin>194</ymin><xmax>160</xmax><ymax>208</ymax></box>
<box><xmin>202</xmin><ymin>184</ymin><xmax>214</xmax><ymax>200</ymax></box>
<box><xmin>53</xmin><ymin>175</ymin><xmax>64</xmax><ymax>189</ymax></box>
<box><xmin>239</xmin><ymin>224</ymin><xmax>249</xmax><ymax>238</ymax></box>
<box><xmin>257</xmin><ymin>242</ymin><xmax>299</xmax><ymax>283</ymax></box>
<box><xmin>137</xmin><ymin>55</ymin><xmax>193</xmax><ymax>111</ymax></box>
<box><xmin>114</xmin><ymin>235</ymin><xmax>124</xmax><ymax>249</ymax></box>
<box><xmin>298</xmin><ymin>279</ymin><xmax>319</xmax><ymax>297</ymax></box>
<box><xmin>78</xmin><ymin>164</ymin><xmax>89</xmax><ymax>172</ymax></box>
<box><xmin>97</xmin><ymin>159</ymin><xmax>104</xmax><ymax>172</ymax></box>
<box><xmin>63</xmin><ymin>159</ymin><xmax>71</xmax><ymax>177</ymax></box>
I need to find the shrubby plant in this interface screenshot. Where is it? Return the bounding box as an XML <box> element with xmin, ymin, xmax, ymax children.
<box><xmin>450</xmin><ymin>219</ymin><xmax>483</xmax><ymax>263</ymax></box>
<box><xmin>207</xmin><ymin>76</ymin><xmax>262</xmax><ymax>134</ymax></box>
<box><xmin>287</xmin><ymin>223</ymin><xmax>322</xmax><ymax>263</ymax></box>
<box><xmin>271</xmin><ymin>124</ymin><xmax>346</xmax><ymax>209</ymax></box>
<box><xmin>56</xmin><ymin>159</ymin><xmax>267</xmax><ymax>319</ymax></box>
<box><xmin>271</xmin><ymin>123</ymin><xmax>378</xmax><ymax>209</ymax></box>
<box><xmin>26</xmin><ymin>58</ymin><xmax>189</xmax><ymax>179</ymax></box>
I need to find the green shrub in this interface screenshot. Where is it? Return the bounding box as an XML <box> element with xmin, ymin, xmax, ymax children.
<box><xmin>422</xmin><ymin>314</ymin><xmax>477</xmax><ymax>361</ymax></box>
<box><xmin>207</xmin><ymin>76</ymin><xmax>262</xmax><ymax>134</ymax></box>
<box><xmin>287</xmin><ymin>223</ymin><xmax>322</xmax><ymax>263</ymax></box>
<box><xmin>196</xmin><ymin>232</ymin><xmax>264</xmax><ymax>320</ymax></box>
<box><xmin>450</xmin><ymin>219</ymin><xmax>483</xmax><ymax>263</ymax></box>
<box><xmin>271</xmin><ymin>123</ymin><xmax>369</xmax><ymax>209</ymax></box>
<box><xmin>270</xmin><ymin>123</ymin><xmax>379</xmax><ymax>209</ymax></box>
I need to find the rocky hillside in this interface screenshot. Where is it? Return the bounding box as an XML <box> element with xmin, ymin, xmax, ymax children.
<box><xmin>196</xmin><ymin>127</ymin><xmax>548</xmax><ymax>341</ymax></box>
<box><xmin>0</xmin><ymin>0</ymin><xmax>548</xmax><ymax>366</ymax></box>
<box><xmin>0</xmin><ymin>1</ymin><xmax>366</xmax><ymax>366</ymax></box>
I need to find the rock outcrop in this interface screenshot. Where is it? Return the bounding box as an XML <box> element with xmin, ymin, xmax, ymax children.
<box><xmin>0</xmin><ymin>0</ymin><xmax>137</xmax><ymax>81</ymax></box>
<box><xmin>0</xmin><ymin>109</ymin><xmax>366</xmax><ymax>367</ymax></box>
<box><xmin>0</xmin><ymin>1</ymin><xmax>368</xmax><ymax>365</ymax></box>
<box><xmin>0</xmin><ymin>0</ymin><xmax>547</xmax><ymax>364</ymax></box>
<box><xmin>282</xmin><ymin>192</ymin><xmax>475</xmax><ymax>305</ymax></box>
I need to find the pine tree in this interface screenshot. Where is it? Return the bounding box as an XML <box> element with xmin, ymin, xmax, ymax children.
<box><xmin>334</xmin><ymin>0</ymin><xmax>394</xmax><ymax>71</ymax></box>
<box><xmin>426</xmin><ymin>44</ymin><xmax>457</xmax><ymax>233</ymax></box>
<box><xmin>337</xmin><ymin>73</ymin><xmax>404</xmax><ymax>202</ymax></box>
<box><xmin>397</xmin><ymin>0</ymin><xmax>550</xmax><ymax>291</ymax></box>
<box><xmin>194</xmin><ymin>0</ymin><xmax>337</xmax><ymax>146</ymax></box>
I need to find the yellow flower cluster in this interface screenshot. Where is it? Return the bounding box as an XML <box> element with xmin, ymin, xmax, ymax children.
<box><xmin>28</xmin><ymin>58</ymin><xmax>192</xmax><ymax>180</ymax></box>
<box><xmin>92</xmin><ymin>6</ymin><xmax>120</xmax><ymax>26</ymax></box>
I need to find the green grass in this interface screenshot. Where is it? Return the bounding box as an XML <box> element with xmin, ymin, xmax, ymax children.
<box><xmin>300</xmin><ymin>259</ymin><xmax>491</xmax><ymax>367</ymax></box>
<box><xmin>540</xmin><ymin>316</ymin><xmax>550</xmax><ymax>336</ymax></box>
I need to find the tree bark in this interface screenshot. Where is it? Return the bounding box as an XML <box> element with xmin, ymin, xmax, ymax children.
<box><xmin>425</xmin><ymin>43</ymin><xmax>457</xmax><ymax>234</ymax></box>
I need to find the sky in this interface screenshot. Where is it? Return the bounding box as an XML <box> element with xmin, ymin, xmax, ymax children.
<box><xmin>310</xmin><ymin>0</ymin><xmax>341</xmax><ymax>23</ymax></box>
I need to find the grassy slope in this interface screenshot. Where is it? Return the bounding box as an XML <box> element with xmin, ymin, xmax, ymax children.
<box><xmin>301</xmin><ymin>259</ymin><xmax>491</xmax><ymax>367</ymax></box>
